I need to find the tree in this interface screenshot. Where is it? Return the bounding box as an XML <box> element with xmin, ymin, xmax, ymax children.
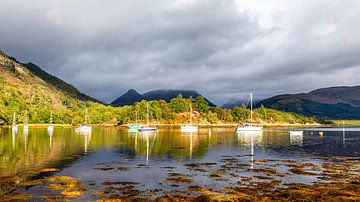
<box><xmin>169</xmin><ymin>95</ymin><xmax>190</xmax><ymax>113</ymax></box>
<box><xmin>194</xmin><ymin>96</ymin><xmax>210</xmax><ymax>113</ymax></box>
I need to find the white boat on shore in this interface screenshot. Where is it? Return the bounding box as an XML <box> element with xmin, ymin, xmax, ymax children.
<box><xmin>236</xmin><ymin>93</ymin><xmax>263</xmax><ymax>132</ymax></box>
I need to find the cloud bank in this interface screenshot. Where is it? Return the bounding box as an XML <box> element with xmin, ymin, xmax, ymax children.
<box><xmin>1</xmin><ymin>0</ymin><xmax>360</xmax><ymax>105</ymax></box>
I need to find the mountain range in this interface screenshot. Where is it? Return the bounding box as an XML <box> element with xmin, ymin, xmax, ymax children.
<box><xmin>259</xmin><ymin>86</ymin><xmax>360</xmax><ymax>119</ymax></box>
<box><xmin>111</xmin><ymin>89</ymin><xmax>216</xmax><ymax>107</ymax></box>
<box><xmin>1</xmin><ymin>49</ymin><xmax>359</xmax><ymax>120</ymax></box>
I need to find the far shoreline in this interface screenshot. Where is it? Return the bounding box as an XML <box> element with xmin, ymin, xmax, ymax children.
<box><xmin>0</xmin><ymin>123</ymin><xmax>325</xmax><ymax>129</ymax></box>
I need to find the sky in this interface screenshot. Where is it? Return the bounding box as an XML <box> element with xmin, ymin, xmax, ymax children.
<box><xmin>1</xmin><ymin>0</ymin><xmax>360</xmax><ymax>105</ymax></box>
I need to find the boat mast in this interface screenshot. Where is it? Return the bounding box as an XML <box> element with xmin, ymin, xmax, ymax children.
<box><xmin>84</xmin><ymin>109</ymin><xmax>88</xmax><ymax>125</ymax></box>
<box><xmin>250</xmin><ymin>93</ymin><xmax>253</xmax><ymax>125</ymax></box>
<box><xmin>50</xmin><ymin>112</ymin><xmax>53</xmax><ymax>125</ymax></box>
<box><xmin>190</xmin><ymin>103</ymin><xmax>192</xmax><ymax>125</ymax></box>
<box><xmin>12</xmin><ymin>112</ymin><xmax>16</xmax><ymax>126</ymax></box>
<box><xmin>135</xmin><ymin>111</ymin><xmax>138</xmax><ymax>123</ymax></box>
<box><xmin>146</xmin><ymin>103</ymin><xmax>149</xmax><ymax>126</ymax></box>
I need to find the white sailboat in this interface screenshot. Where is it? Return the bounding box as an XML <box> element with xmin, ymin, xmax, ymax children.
<box><xmin>181</xmin><ymin>103</ymin><xmax>198</xmax><ymax>132</ymax></box>
<box><xmin>138</xmin><ymin>103</ymin><xmax>156</xmax><ymax>132</ymax></box>
<box><xmin>12</xmin><ymin>112</ymin><xmax>18</xmax><ymax>132</ymax></box>
<box><xmin>76</xmin><ymin>109</ymin><xmax>92</xmax><ymax>133</ymax></box>
<box><xmin>47</xmin><ymin>112</ymin><xmax>54</xmax><ymax>131</ymax></box>
<box><xmin>236</xmin><ymin>93</ymin><xmax>263</xmax><ymax>132</ymax></box>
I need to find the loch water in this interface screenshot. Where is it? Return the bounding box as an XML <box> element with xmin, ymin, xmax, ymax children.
<box><xmin>0</xmin><ymin>127</ymin><xmax>359</xmax><ymax>200</ymax></box>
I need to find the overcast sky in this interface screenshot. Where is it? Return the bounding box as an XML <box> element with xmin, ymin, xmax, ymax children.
<box><xmin>1</xmin><ymin>0</ymin><xmax>360</xmax><ymax>105</ymax></box>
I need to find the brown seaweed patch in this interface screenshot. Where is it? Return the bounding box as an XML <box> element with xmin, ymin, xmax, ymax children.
<box><xmin>95</xmin><ymin>167</ymin><xmax>115</xmax><ymax>171</ymax></box>
<box><xmin>61</xmin><ymin>189</ymin><xmax>87</xmax><ymax>198</ymax></box>
<box><xmin>102</xmin><ymin>181</ymin><xmax>140</xmax><ymax>186</ymax></box>
<box><xmin>288</xmin><ymin>168</ymin><xmax>318</xmax><ymax>176</ymax></box>
<box><xmin>166</xmin><ymin>177</ymin><xmax>193</xmax><ymax>183</ymax></box>
<box><xmin>188</xmin><ymin>185</ymin><xmax>204</xmax><ymax>192</ymax></box>
<box><xmin>39</xmin><ymin>168</ymin><xmax>60</xmax><ymax>173</ymax></box>
<box><xmin>117</xmin><ymin>167</ymin><xmax>130</xmax><ymax>171</ymax></box>
<box><xmin>184</xmin><ymin>162</ymin><xmax>217</xmax><ymax>168</ymax></box>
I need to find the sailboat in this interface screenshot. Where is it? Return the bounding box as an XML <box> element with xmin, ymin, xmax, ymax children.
<box><xmin>12</xmin><ymin>112</ymin><xmax>18</xmax><ymax>132</ymax></box>
<box><xmin>75</xmin><ymin>109</ymin><xmax>92</xmax><ymax>133</ymax></box>
<box><xmin>47</xmin><ymin>112</ymin><xmax>54</xmax><ymax>131</ymax></box>
<box><xmin>128</xmin><ymin>111</ymin><xmax>140</xmax><ymax>131</ymax></box>
<box><xmin>181</xmin><ymin>103</ymin><xmax>198</xmax><ymax>132</ymax></box>
<box><xmin>137</xmin><ymin>103</ymin><xmax>156</xmax><ymax>132</ymax></box>
<box><xmin>236</xmin><ymin>93</ymin><xmax>263</xmax><ymax>132</ymax></box>
<box><xmin>23</xmin><ymin>112</ymin><xmax>29</xmax><ymax>130</ymax></box>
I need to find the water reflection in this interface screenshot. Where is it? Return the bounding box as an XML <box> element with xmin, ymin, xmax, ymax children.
<box><xmin>1</xmin><ymin>127</ymin><xmax>359</xmax><ymax>183</ymax></box>
<box><xmin>24</xmin><ymin>129</ymin><xmax>28</xmax><ymax>150</ymax></box>
<box><xmin>48</xmin><ymin>128</ymin><xmax>53</xmax><ymax>148</ymax></box>
<box><xmin>289</xmin><ymin>131</ymin><xmax>303</xmax><ymax>146</ymax></box>
<box><xmin>237</xmin><ymin>131</ymin><xmax>263</xmax><ymax>169</ymax></box>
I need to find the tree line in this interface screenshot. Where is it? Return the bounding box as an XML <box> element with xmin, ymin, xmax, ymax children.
<box><xmin>0</xmin><ymin>90</ymin><xmax>316</xmax><ymax>125</ymax></box>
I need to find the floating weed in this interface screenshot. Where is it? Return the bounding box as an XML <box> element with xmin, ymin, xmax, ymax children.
<box><xmin>39</xmin><ymin>168</ymin><xmax>60</xmax><ymax>173</ymax></box>
<box><xmin>166</xmin><ymin>177</ymin><xmax>193</xmax><ymax>183</ymax></box>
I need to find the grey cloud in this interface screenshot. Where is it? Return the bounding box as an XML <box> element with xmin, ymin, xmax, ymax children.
<box><xmin>1</xmin><ymin>0</ymin><xmax>360</xmax><ymax>105</ymax></box>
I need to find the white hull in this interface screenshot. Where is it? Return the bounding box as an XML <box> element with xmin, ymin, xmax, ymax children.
<box><xmin>289</xmin><ymin>131</ymin><xmax>303</xmax><ymax>136</ymax></box>
<box><xmin>12</xmin><ymin>125</ymin><xmax>18</xmax><ymax>132</ymax></box>
<box><xmin>138</xmin><ymin>126</ymin><xmax>156</xmax><ymax>132</ymax></box>
<box><xmin>76</xmin><ymin>125</ymin><xmax>92</xmax><ymax>133</ymax></box>
<box><xmin>47</xmin><ymin>125</ymin><xmax>54</xmax><ymax>131</ymax></box>
<box><xmin>236</xmin><ymin>126</ymin><xmax>262</xmax><ymax>132</ymax></box>
<box><xmin>180</xmin><ymin>125</ymin><xmax>198</xmax><ymax>132</ymax></box>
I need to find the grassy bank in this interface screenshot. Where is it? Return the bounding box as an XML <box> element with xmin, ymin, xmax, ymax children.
<box><xmin>329</xmin><ymin>120</ymin><xmax>360</xmax><ymax>126</ymax></box>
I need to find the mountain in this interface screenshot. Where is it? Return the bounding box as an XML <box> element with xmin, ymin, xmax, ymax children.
<box><xmin>259</xmin><ymin>86</ymin><xmax>360</xmax><ymax>119</ymax></box>
<box><xmin>222</xmin><ymin>98</ymin><xmax>261</xmax><ymax>109</ymax></box>
<box><xmin>111</xmin><ymin>89</ymin><xmax>216</xmax><ymax>107</ymax></box>
<box><xmin>111</xmin><ymin>89</ymin><xmax>143</xmax><ymax>106</ymax></box>
<box><xmin>0</xmin><ymin>50</ymin><xmax>97</xmax><ymax>124</ymax></box>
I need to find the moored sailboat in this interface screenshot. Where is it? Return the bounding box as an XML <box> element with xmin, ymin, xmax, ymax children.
<box><xmin>137</xmin><ymin>103</ymin><xmax>156</xmax><ymax>132</ymax></box>
<box><xmin>76</xmin><ymin>109</ymin><xmax>92</xmax><ymax>133</ymax></box>
<box><xmin>236</xmin><ymin>93</ymin><xmax>263</xmax><ymax>132</ymax></box>
<box><xmin>12</xmin><ymin>112</ymin><xmax>18</xmax><ymax>132</ymax></box>
<box><xmin>47</xmin><ymin>112</ymin><xmax>54</xmax><ymax>131</ymax></box>
<box><xmin>181</xmin><ymin>103</ymin><xmax>198</xmax><ymax>132</ymax></box>
<box><xmin>23</xmin><ymin>112</ymin><xmax>29</xmax><ymax>130</ymax></box>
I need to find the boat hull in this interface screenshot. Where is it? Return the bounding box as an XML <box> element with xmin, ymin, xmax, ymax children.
<box><xmin>236</xmin><ymin>126</ymin><xmax>263</xmax><ymax>132</ymax></box>
<box><xmin>180</xmin><ymin>125</ymin><xmax>198</xmax><ymax>133</ymax></box>
<box><xmin>75</xmin><ymin>125</ymin><xmax>92</xmax><ymax>133</ymax></box>
<box><xmin>289</xmin><ymin>131</ymin><xmax>303</xmax><ymax>135</ymax></box>
<box><xmin>138</xmin><ymin>127</ymin><xmax>157</xmax><ymax>132</ymax></box>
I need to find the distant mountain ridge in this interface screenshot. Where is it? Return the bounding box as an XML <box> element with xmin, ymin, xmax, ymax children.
<box><xmin>111</xmin><ymin>89</ymin><xmax>216</xmax><ymax>107</ymax></box>
<box><xmin>222</xmin><ymin>98</ymin><xmax>262</xmax><ymax>109</ymax></box>
<box><xmin>259</xmin><ymin>86</ymin><xmax>360</xmax><ymax>119</ymax></box>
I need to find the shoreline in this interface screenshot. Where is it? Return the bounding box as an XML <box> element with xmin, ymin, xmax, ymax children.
<box><xmin>0</xmin><ymin>123</ymin><xmax>324</xmax><ymax>129</ymax></box>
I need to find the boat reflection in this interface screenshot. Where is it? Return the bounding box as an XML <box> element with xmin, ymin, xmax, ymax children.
<box><xmin>237</xmin><ymin>131</ymin><xmax>263</xmax><ymax>169</ymax></box>
<box><xmin>48</xmin><ymin>127</ymin><xmax>53</xmax><ymax>148</ymax></box>
<box><xmin>289</xmin><ymin>131</ymin><xmax>303</xmax><ymax>145</ymax></box>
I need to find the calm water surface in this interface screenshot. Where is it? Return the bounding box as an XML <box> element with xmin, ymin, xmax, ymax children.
<box><xmin>0</xmin><ymin>127</ymin><xmax>359</xmax><ymax>200</ymax></box>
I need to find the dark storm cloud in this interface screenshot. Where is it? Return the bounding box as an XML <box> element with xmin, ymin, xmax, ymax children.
<box><xmin>1</xmin><ymin>0</ymin><xmax>360</xmax><ymax>105</ymax></box>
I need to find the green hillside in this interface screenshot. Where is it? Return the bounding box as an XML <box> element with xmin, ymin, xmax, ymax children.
<box><xmin>0</xmin><ymin>50</ymin><xmax>317</xmax><ymax>126</ymax></box>
<box><xmin>259</xmin><ymin>87</ymin><xmax>360</xmax><ymax>119</ymax></box>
